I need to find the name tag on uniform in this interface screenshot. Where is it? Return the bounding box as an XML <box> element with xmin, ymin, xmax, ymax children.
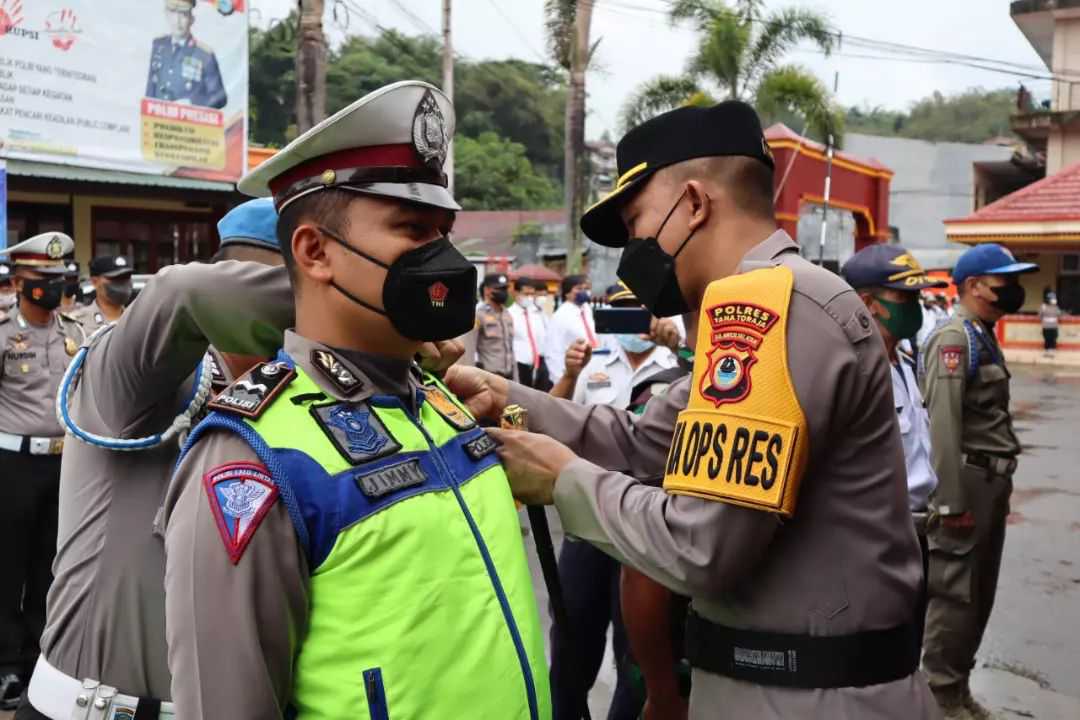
<box><xmin>356</xmin><ymin>459</ymin><xmax>426</xmax><ymax>498</ymax></box>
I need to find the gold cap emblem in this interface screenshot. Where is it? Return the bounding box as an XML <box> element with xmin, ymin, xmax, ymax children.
<box><xmin>321</xmin><ymin>169</ymin><xmax>337</xmax><ymax>185</ymax></box>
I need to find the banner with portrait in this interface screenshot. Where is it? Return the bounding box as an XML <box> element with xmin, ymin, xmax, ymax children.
<box><xmin>0</xmin><ymin>0</ymin><xmax>248</xmax><ymax>182</ymax></box>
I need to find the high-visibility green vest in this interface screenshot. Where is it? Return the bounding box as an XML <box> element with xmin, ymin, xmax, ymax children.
<box><xmin>185</xmin><ymin>357</ymin><xmax>550</xmax><ymax>720</ymax></box>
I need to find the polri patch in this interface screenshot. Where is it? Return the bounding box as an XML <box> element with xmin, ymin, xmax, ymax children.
<box><xmin>940</xmin><ymin>345</ymin><xmax>964</xmax><ymax>375</ymax></box>
<box><xmin>423</xmin><ymin>385</ymin><xmax>476</xmax><ymax>430</ymax></box>
<box><xmin>356</xmin><ymin>458</ymin><xmax>427</xmax><ymax>499</ymax></box>
<box><xmin>311</xmin><ymin>402</ymin><xmax>401</xmax><ymax>465</ymax></box>
<box><xmin>464</xmin><ymin>433</ymin><xmax>498</xmax><ymax>461</ymax></box>
<box><xmin>312</xmin><ymin>349</ymin><xmax>364</xmax><ymax>395</ymax></box>
<box><xmin>208</xmin><ymin>361</ymin><xmax>295</xmax><ymax>418</ymax></box>
<box><xmin>203</xmin><ymin>462</ymin><xmax>279</xmax><ymax>565</ymax></box>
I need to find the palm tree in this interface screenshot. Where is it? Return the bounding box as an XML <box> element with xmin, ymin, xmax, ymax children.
<box><xmin>546</xmin><ymin>0</ymin><xmax>599</xmax><ymax>273</ymax></box>
<box><xmin>619</xmin><ymin>0</ymin><xmax>842</xmax><ymax>142</ymax></box>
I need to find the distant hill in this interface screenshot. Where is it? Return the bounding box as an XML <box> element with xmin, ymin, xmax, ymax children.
<box><xmin>845</xmin><ymin>88</ymin><xmax>1018</xmax><ymax>145</ymax></box>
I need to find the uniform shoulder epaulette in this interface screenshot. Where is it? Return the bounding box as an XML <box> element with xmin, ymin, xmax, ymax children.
<box><xmin>207</xmin><ymin>360</ymin><xmax>296</xmax><ymax>420</ymax></box>
<box><xmin>58</xmin><ymin>311</ymin><xmax>81</xmax><ymax>324</ymax></box>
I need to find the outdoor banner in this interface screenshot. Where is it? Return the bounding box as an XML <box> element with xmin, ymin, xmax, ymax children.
<box><xmin>0</xmin><ymin>0</ymin><xmax>248</xmax><ymax>182</ymax></box>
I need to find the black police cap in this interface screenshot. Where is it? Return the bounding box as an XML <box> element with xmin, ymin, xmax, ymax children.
<box><xmin>482</xmin><ymin>273</ymin><xmax>509</xmax><ymax>289</ymax></box>
<box><xmin>580</xmin><ymin>101</ymin><xmax>775</xmax><ymax>248</ymax></box>
<box><xmin>89</xmin><ymin>255</ymin><xmax>134</xmax><ymax>278</ymax></box>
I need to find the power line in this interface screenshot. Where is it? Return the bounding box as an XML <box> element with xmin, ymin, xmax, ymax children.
<box><xmin>484</xmin><ymin>0</ymin><xmax>550</xmax><ymax>64</ymax></box>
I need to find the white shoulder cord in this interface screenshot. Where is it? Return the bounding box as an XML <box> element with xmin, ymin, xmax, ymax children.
<box><xmin>56</xmin><ymin>323</ymin><xmax>215</xmax><ymax>451</ymax></box>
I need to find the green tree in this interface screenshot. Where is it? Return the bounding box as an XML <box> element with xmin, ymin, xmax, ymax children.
<box><xmin>619</xmin><ymin>0</ymin><xmax>842</xmax><ymax>143</ymax></box>
<box><xmin>845</xmin><ymin>88</ymin><xmax>1016</xmax><ymax>143</ymax></box>
<box><xmin>453</xmin><ymin>132</ymin><xmax>561</xmax><ymax>210</ymax></box>
<box><xmin>249</xmin><ymin>15</ymin><xmax>298</xmax><ymax>147</ymax></box>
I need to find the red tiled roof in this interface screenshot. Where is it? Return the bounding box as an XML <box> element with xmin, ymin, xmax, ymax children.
<box><xmin>453</xmin><ymin>209</ymin><xmax>565</xmax><ymax>257</ymax></box>
<box><xmin>947</xmin><ymin>159</ymin><xmax>1080</xmax><ymax>224</ymax></box>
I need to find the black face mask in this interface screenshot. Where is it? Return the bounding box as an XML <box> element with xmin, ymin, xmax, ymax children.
<box><xmin>616</xmin><ymin>190</ymin><xmax>698</xmax><ymax>318</ymax></box>
<box><xmin>22</xmin><ymin>277</ymin><xmax>65</xmax><ymax>311</ymax></box>
<box><xmin>490</xmin><ymin>288</ymin><xmax>508</xmax><ymax>305</ymax></box>
<box><xmin>985</xmin><ymin>281</ymin><xmax>1025</xmax><ymax>314</ymax></box>
<box><xmin>63</xmin><ymin>281</ymin><xmax>79</xmax><ymax>300</ymax></box>
<box><xmin>103</xmin><ymin>279</ymin><xmax>133</xmax><ymax>307</ymax></box>
<box><xmin>321</xmin><ymin>227</ymin><xmax>478</xmax><ymax>341</ymax></box>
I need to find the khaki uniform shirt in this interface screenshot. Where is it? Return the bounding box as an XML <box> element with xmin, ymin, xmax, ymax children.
<box><xmin>475</xmin><ymin>301</ymin><xmax>515</xmax><ymax>377</ymax></box>
<box><xmin>0</xmin><ymin>306</ymin><xmax>84</xmax><ymax>437</ymax></box>
<box><xmin>163</xmin><ymin>333</ymin><xmax>429</xmax><ymax>717</ymax></box>
<box><xmin>70</xmin><ymin>299</ymin><xmax>115</xmax><ymax>334</ymax></box>
<box><xmin>509</xmin><ymin>231</ymin><xmax>938</xmax><ymax>719</ymax></box>
<box><xmin>920</xmin><ymin>306</ymin><xmax>1020</xmax><ymax>516</ymax></box>
<box><xmin>40</xmin><ymin>261</ymin><xmax>293</xmax><ymax>700</ymax></box>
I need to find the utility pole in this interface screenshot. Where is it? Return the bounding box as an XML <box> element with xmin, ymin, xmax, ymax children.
<box><xmin>296</xmin><ymin>0</ymin><xmax>327</xmax><ymax>134</ymax></box>
<box><xmin>816</xmin><ymin>71</ymin><xmax>839</xmax><ymax>267</ymax></box>
<box><xmin>564</xmin><ymin>0</ymin><xmax>593</xmax><ymax>273</ymax></box>
<box><xmin>442</xmin><ymin>0</ymin><xmax>454</xmax><ymax>194</ymax></box>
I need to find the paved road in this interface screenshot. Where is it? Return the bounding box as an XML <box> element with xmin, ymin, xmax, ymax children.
<box><xmin>528</xmin><ymin>362</ymin><xmax>1080</xmax><ymax>718</ymax></box>
<box><xmin>6</xmin><ymin>363</ymin><xmax>1077</xmax><ymax>719</ymax></box>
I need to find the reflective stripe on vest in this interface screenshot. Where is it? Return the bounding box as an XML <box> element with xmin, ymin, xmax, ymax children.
<box><xmin>181</xmin><ymin>360</ymin><xmax>551</xmax><ymax>720</ymax></box>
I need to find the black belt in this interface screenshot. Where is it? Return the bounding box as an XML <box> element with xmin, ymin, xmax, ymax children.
<box><xmin>964</xmin><ymin>452</ymin><xmax>1017</xmax><ymax>476</ymax></box>
<box><xmin>685</xmin><ymin>611</ymin><xmax>919</xmax><ymax>689</ymax></box>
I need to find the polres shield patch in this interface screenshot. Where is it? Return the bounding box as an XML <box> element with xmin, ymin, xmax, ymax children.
<box><xmin>203</xmin><ymin>462</ymin><xmax>278</xmax><ymax>565</ymax></box>
<box><xmin>700</xmin><ymin>302</ymin><xmax>780</xmax><ymax>407</ymax></box>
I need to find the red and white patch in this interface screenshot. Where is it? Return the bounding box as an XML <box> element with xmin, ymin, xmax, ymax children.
<box><xmin>203</xmin><ymin>462</ymin><xmax>278</xmax><ymax>565</ymax></box>
<box><xmin>940</xmin><ymin>345</ymin><xmax>964</xmax><ymax>375</ymax></box>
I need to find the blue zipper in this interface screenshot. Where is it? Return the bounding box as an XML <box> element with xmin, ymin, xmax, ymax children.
<box><xmin>363</xmin><ymin>667</ymin><xmax>390</xmax><ymax>720</ymax></box>
<box><xmin>407</xmin><ymin>404</ymin><xmax>540</xmax><ymax>720</ymax></box>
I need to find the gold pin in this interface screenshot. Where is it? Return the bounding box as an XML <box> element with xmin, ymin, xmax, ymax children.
<box><xmin>65</xmin><ymin>338</ymin><xmax>78</xmax><ymax>357</ymax></box>
<box><xmin>20</xmin><ymin>363</ymin><xmax>30</xmax><ymax>374</ymax></box>
<box><xmin>500</xmin><ymin>404</ymin><xmax>528</xmax><ymax>431</ymax></box>
<box><xmin>321</xmin><ymin>169</ymin><xmax>337</xmax><ymax>185</ymax></box>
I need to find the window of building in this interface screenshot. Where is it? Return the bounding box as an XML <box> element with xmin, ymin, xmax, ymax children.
<box><xmin>5</xmin><ymin>202</ymin><xmax>73</xmax><ymax>246</ymax></box>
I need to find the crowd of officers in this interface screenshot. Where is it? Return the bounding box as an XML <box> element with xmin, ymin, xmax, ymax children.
<box><xmin>0</xmin><ymin>80</ymin><xmax>1034</xmax><ymax>720</ymax></box>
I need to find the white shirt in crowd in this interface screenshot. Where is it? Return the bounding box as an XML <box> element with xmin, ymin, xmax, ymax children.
<box><xmin>892</xmin><ymin>354</ymin><xmax>938</xmax><ymax>511</ymax></box>
<box><xmin>545</xmin><ymin>300</ymin><xmax>598</xmax><ymax>384</ymax></box>
<box><xmin>572</xmin><ymin>342</ymin><xmax>678</xmax><ymax>409</ymax></box>
<box><xmin>916</xmin><ymin>304</ymin><xmax>946</xmax><ymax>348</ymax></box>
<box><xmin>508</xmin><ymin>300</ymin><xmax>549</xmax><ymax>367</ymax></box>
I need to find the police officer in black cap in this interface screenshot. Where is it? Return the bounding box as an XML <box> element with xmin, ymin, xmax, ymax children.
<box><xmin>475</xmin><ymin>273</ymin><xmax>516</xmax><ymax>379</ymax></box>
<box><xmin>446</xmin><ymin>100</ymin><xmax>938</xmax><ymax>718</ymax></box>
<box><xmin>72</xmin><ymin>256</ymin><xmax>134</xmax><ymax>332</ymax></box>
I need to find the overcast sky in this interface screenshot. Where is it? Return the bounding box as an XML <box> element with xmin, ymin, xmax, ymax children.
<box><xmin>248</xmin><ymin>0</ymin><xmax>1046</xmax><ymax>139</ymax></box>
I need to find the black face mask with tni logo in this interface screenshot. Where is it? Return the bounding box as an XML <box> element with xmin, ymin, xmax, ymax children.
<box><xmin>320</xmin><ymin>227</ymin><xmax>477</xmax><ymax>341</ymax></box>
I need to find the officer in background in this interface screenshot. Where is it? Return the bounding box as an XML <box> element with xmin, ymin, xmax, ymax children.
<box><xmin>0</xmin><ymin>263</ymin><xmax>17</xmax><ymax>313</ymax></box>
<box><xmin>920</xmin><ymin>243</ymin><xmax>1037</xmax><ymax>720</ymax></box>
<box><xmin>145</xmin><ymin>0</ymin><xmax>227</xmax><ymax>109</ymax></box>
<box><xmin>447</xmin><ymin>101</ymin><xmax>938</xmax><ymax>718</ymax></box>
<box><xmin>545</xmin><ymin>274</ymin><xmax>598</xmax><ymax>385</ymax></box>
<box><xmin>0</xmin><ymin>233</ymin><xmax>85</xmax><ymax>710</ymax></box>
<box><xmin>16</xmin><ymin>200</ymin><xmax>291</xmax><ymax>720</ymax></box>
<box><xmin>59</xmin><ymin>262</ymin><xmax>80</xmax><ymax>311</ymax></box>
<box><xmin>72</xmin><ymin>255</ymin><xmax>134</xmax><ymax>332</ymax></box>
<box><xmin>476</xmin><ymin>273</ymin><xmax>516</xmax><ymax>379</ymax></box>
<box><xmin>163</xmin><ymin>81</ymin><xmax>548</xmax><ymax>718</ymax></box>
<box><xmin>509</xmin><ymin>278</ymin><xmax>552</xmax><ymax>390</ymax></box>
<box><xmin>841</xmin><ymin>244</ymin><xmax>946</xmax><ymax>647</ymax></box>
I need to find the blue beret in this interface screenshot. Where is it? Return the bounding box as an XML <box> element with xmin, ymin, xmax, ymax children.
<box><xmin>217</xmin><ymin>198</ymin><xmax>279</xmax><ymax>251</ymax></box>
<box><xmin>952</xmin><ymin>243</ymin><xmax>1038</xmax><ymax>286</ymax></box>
